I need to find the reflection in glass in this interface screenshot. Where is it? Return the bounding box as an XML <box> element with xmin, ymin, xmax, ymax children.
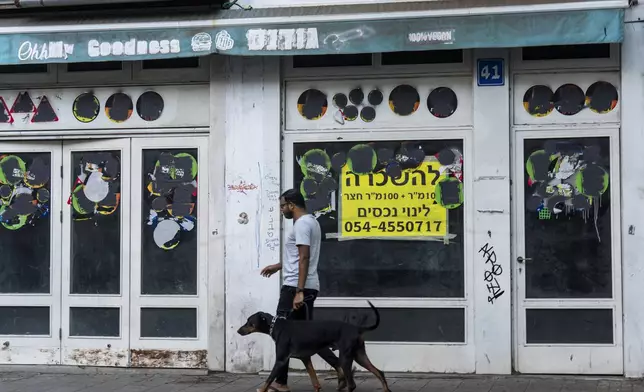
<box><xmin>523</xmin><ymin>137</ymin><xmax>612</xmax><ymax>298</ymax></box>
<box><xmin>293</xmin><ymin>140</ymin><xmax>465</xmax><ymax>298</ymax></box>
<box><xmin>70</xmin><ymin>151</ymin><xmax>121</xmax><ymax>295</ymax></box>
<box><xmin>0</xmin><ymin>152</ymin><xmax>51</xmax><ymax>293</ymax></box>
<box><xmin>141</xmin><ymin>149</ymin><xmax>198</xmax><ymax>295</ymax></box>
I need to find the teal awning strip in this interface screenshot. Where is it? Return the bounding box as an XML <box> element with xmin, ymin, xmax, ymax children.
<box><xmin>1</xmin><ymin>8</ymin><xmax>624</xmax><ymax>65</ymax></box>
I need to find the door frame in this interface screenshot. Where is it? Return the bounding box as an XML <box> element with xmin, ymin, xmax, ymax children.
<box><xmin>282</xmin><ymin>129</ymin><xmax>475</xmax><ymax>373</ymax></box>
<box><xmin>129</xmin><ymin>136</ymin><xmax>210</xmax><ymax>367</ymax></box>
<box><xmin>511</xmin><ymin>127</ymin><xmax>623</xmax><ymax>374</ymax></box>
<box><xmin>0</xmin><ymin>142</ymin><xmax>63</xmax><ymax>365</ymax></box>
<box><xmin>61</xmin><ymin>139</ymin><xmax>131</xmax><ymax>366</ymax></box>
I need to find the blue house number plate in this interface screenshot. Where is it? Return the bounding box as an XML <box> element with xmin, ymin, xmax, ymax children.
<box><xmin>477</xmin><ymin>59</ymin><xmax>504</xmax><ymax>86</ymax></box>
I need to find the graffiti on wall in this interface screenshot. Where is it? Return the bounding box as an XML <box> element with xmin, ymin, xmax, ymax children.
<box><xmin>525</xmin><ymin>140</ymin><xmax>609</xmax><ymax>241</ymax></box>
<box><xmin>479</xmin><ymin>242</ymin><xmax>504</xmax><ymax>304</ymax></box>
<box><xmin>0</xmin><ymin>154</ymin><xmax>50</xmax><ymax>229</ymax></box>
<box><xmin>69</xmin><ymin>152</ymin><xmax>121</xmax><ymax>222</ymax></box>
<box><xmin>145</xmin><ymin>152</ymin><xmax>198</xmax><ymax>250</ymax></box>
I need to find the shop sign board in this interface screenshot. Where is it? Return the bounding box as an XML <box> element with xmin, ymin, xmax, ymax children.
<box><xmin>339</xmin><ymin>161</ymin><xmax>448</xmax><ymax>239</ymax></box>
<box><xmin>0</xmin><ymin>9</ymin><xmax>623</xmax><ymax>65</ymax></box>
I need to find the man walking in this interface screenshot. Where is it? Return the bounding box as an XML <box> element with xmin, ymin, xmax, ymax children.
<box><xmin>260</xmin><ymin>188</ymin><xmax>343</xmax><ymax>392</ymax></box>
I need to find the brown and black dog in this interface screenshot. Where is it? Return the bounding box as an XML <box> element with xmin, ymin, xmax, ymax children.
<box><xmin>237</xmin><ymin>301</ymin><xmax>390</xmax><ymax>392</ymax></box>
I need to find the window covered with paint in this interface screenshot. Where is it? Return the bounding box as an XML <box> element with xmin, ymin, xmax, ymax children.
<box><xmin>523</xmin><ymin>137</ymin><xmax>612</xmax><ymax>298</ymax></box>
<box><xmin>141</xmin><ymin>149</ymin><xmax>198</xmax><ymax>295</ymax></box>
<box><xmin>0</xmin><ymin>153</ymin><xmax>51</xmax><ymax>293</ymax></box>
<box><xmin>70</xmin><ymin>151</ymin><xmax>121</xmax><ymax>295</ymax></box>
<box><xmin>293</xmin><ymin>140</ymin><xmax>464</xmax><ymax>298</ymax></box>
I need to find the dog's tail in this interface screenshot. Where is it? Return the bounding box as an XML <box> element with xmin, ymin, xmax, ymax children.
<box><xmin>359</xmin><ymin>301</ymin><xmax>380</xmax><ymax>333</ymax></box>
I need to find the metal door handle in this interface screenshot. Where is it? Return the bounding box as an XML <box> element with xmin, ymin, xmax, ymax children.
<box><xmin>517</xmin><ymin>256</ymin><xmax>532</xmax><ymax>263</ymax></box>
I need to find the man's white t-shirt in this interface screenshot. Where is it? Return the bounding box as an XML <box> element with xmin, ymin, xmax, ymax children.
<box><xmin>282</xmin><ymin>214</ymin><xmax>321</xmax><ymax>291</ymax></box>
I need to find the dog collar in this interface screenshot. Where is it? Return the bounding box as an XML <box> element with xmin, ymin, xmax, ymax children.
<box><xmin>269</xmin><ymin>315</ymin><xmax>286</xmax><ymax>340</ymax></box>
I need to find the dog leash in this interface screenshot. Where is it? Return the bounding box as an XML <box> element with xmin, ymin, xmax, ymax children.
<box><xmin>270</xmin><ymin>301</ymin><xmax>312</xmax><ymax>339</ymax></box>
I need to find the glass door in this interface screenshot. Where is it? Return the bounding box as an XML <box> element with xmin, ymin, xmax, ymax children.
<box><xmin>61</xmin><ymin>139</ymin><xmax>130</xmax><ymax>366</ymax></box>
<box><xmin>513</xmin><ymin>129</ymin><xmax>622</xmax><ymax>374</ymax></box>
<box><xmin>0</xmin><ymin>142</ymin><xmax>62</xmax><ymax>364</ymax></box>
<box><xmin>129</xmin><ymin>137</ymin><xmax>209</xmax><ymax>368</ymax></box>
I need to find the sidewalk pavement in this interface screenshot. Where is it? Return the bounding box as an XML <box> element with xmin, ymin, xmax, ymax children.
<box><xmin>1</xmin><ymin>370</ymin><xmax>644</xmax><ymax>392</ymax></box>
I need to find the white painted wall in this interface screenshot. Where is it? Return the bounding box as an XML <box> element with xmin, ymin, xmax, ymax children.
<box><xmin>620</xmin><ymin>4</ymin><xmax>644</xmax><ymax>379</ymax></box>
<box><xmin>471</xmin><ymin>49</ymin><xmax>512</xmax><ymax>374</ymax></box>
<box><xmin>222</xmin><ymin>56</ymin><xmax>282</xmax><ymax>373</ymax></box>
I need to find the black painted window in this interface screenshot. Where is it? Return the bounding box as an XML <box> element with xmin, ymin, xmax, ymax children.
<box><xmin>70</xmin><ymin>151</ymin><xmax>121</xmax><ymax>295</ymax></box>
<box><xmin>317</xmin><ymin>307</ymin><xmax>465</xmax><ymax>342</ymax></box>
<box><xmin>293</xmin><ymin>140</ymin><xmax>465</xmax><ymax>298</ymax></box>
<box><xmin>0</xmin><ymin>152</ymin><xmax>51</xmax><ymax>293</ymax></box>
<box><xmin>141</xmin><ymin>149</ymin><xmax>199</xmax><ymax>295</ymax></box>
<box><xmin>140</xmin><ymin>308</ymin><xmax>197</xmax><ymax>338</ymax></box>
<box><xmin>70</xmin><ymin>307</ymin><xmax>120</xmax><ymax>337</ymax></box>
<box><xmin>523</xmin><ymin>137</ymin><xmax>612</xmax><ymax>298</ymax></box>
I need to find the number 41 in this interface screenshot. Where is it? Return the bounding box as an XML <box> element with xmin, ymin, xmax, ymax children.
<box><xmin>481</xmin><ymin>65</ymin><xmax>500</xmax><ymax>80</ymax></box>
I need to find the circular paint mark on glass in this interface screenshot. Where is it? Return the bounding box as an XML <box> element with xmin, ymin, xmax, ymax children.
<box><xmin>0</xmin><ymin>184</ymin><xmax>11</xmax><ymax>199</ymax></box>
<box><xmin>297</xmin><ymin>89</ymin><xmax>327</xmax><ymax>120</ymax></box>
<box><xmin>349</xmin><ymin>88</ymin><xmax>364</xmax><ymax>105</ymax></box>
<box><xmin>343</xmin><ymin>105</ymin><xmax>358</xmax><ymax>121</ymax></box>
<box><xmin>553</xmin><ymin>84</ymin><xmax>585</xmax><ymax>116</ymax></box>
<box><xmin>360</xmin><ymin>106</ymin><xmax>376</xmax><ymax>122</ymax></box>
<box><xmin>332</xmin><ymin>93</ymin><xmax>348</xmax><ymax>109</ymax></box>
<box><xmin>368</xmin><ymin>89</ymin><xmax>383</xmax><ymax>106</ymax></box>
<box><xmin>0</xmin><ymin>155</ymin><xmax>26</xmax><ymax>185</ymax></box>
<box><xmin>105</xmin><ymin>93</ymin><xmax>133</xmax><ymax>123</ymax></box>
<box><xmin>585</xmin><ymin>81</ymin><xmax>619</xmax><ymax>114</ymax></box>
<box><xmin>347</xmin><ymin>144</ymin><xmax>377</xmax><ymax>174</ymax></box>
<box><xmin>523</xmin><ymin>85</ymin><xmax>554</xmax><ymax>117</ymax></box>
<box><xmin>427</xmin><ymin>87</ymin><xmax>458</xmax><ymax>118</ymax></box>
<box><xmin>73</xmin><ymin>93</ymin><xmax>100</xmax><ymax>123</ymax></box>
<box><xmin>331</xmin><ymin>152</ymin><xmax>347</xmax><ymax>172</ymax></box>
<box><xmin>136</xmin><ymin>91</ymin><xmax>164</xmax><ymax>122</ymax></box>
<box><xmin>389</xmin><ymin>85</ymin><xmax>420</xmax><ymax>116</ymax></box>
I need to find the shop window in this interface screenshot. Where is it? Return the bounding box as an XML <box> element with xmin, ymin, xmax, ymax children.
<box><xmin>317</xmin><ymin>307</ymin><xmax>465</xmax><ymax>342</ymax></box>
<box><xmin>381</xmin><ymin>49</ymin><xmax>463</xmax><ymax>66</ymax></box>
<box><xmin>0</xmin><ymin>64</ymin><xmax>48</xmax><ymax>74</ymax></box>
<box><xmin>67</xmin><ymin>61</ymin><xmax>123</xmax><ymax>72</ymax></box>
<box><xmin>142</xmin><ymin>57</ymin><xmax>200</xmax><ymax>69</ymax></box>
<box><xmin>526</xmin><ymin>309</ymin><xmax>613</xmax><ymax>344</ymax></box>
<box><xmin>293</xmin><ymin>139</ymin><xmax>465</xmax><ymax>298</ymax></box>
<box><xmin>522</xmin><ymin>44</ymin><xmax>610</xmax><ymax>61</ymax></box>
<box><xmin>293</xmin><ymin>53</ymin><xmax>373</xmax><ymax>68</ymax></box>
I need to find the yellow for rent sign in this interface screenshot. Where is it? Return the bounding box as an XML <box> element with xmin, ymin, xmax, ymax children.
<box><xmin>339</xmin><ymin>160</ymin><xmax>448</xmax><ymax>238</ymax></box>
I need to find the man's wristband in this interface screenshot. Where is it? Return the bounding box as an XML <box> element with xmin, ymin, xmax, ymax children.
<box><xmin>296</xmin><ymin>288</ymin><xmax>304</xmax><ymax>293</ymax></box>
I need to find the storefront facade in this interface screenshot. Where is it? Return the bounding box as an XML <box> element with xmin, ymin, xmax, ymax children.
<box><xmin>0</xmin><ymin>0</ymin><xmax>643</xmax><ymax>378</ymax></box>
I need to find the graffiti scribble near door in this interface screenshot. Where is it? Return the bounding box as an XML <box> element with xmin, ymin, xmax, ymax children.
<box><xmin>70</xmin><ymin>152</ymin><xmax>121</xmax><ymax>221</ymax></box>
<box><xmin>145</xmin><ymin>152</ymin><xmax>198</xmax><ymax>250</ymax></box>
<box><xmin>0</xmin><ymin>153</ymin><xmax>50</xmax><ymax>229</ymax></box>
<box><xmin>525</xmin><ymin>140</ymin><xmax>609</xmax><ymax>240</ymax></box>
